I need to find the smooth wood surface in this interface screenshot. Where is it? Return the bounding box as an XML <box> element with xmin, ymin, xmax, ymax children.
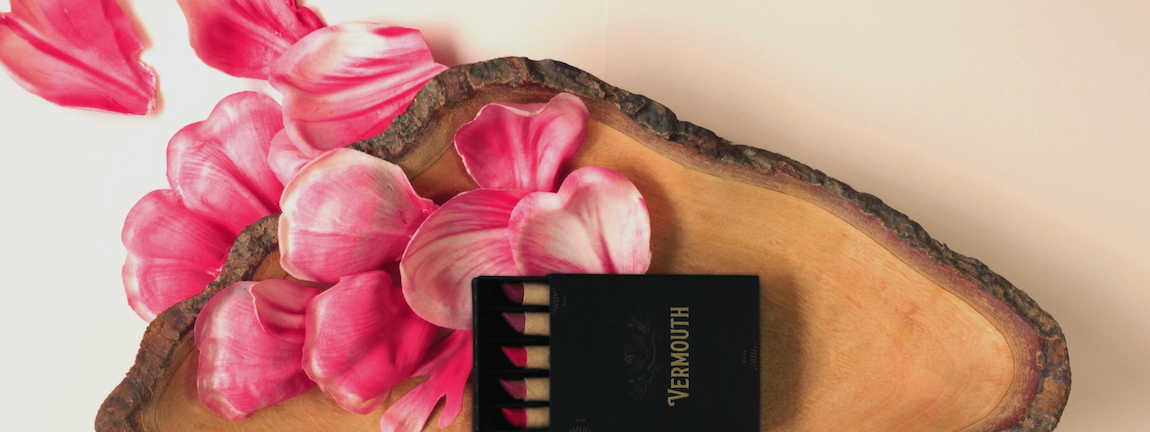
<box><xmin>98</xmin><ymin>58</ymin><xmax>1068</xmax><ymax>431</ymax></box>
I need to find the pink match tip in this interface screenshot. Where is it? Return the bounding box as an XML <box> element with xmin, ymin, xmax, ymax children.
<box><xmin>501</xmin><ymin>407</ymin><xmax>527</xmax><ymax>429</ymax></box>
<box><xmin>500</xmin><ymin>379</ymin><xmax>527</xmax><ymax>400</ymax></box>
<box><xmin>502</xmin><ymin>312</ymin><xmax>526</xmax><ymax>334</ymax></box>
<box><xmin>501</xmin><ymin>347</ymin><xmax>527</xmax><ymax>368</ymax></box>
<box><xmin>501</xmin><ymin>283</ymin><xmax>525</xmax><ymax>303</ymax></box>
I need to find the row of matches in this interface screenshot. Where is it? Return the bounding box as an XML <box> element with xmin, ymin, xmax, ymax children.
<box><xmin>496</xmin><ymin>283</ymin><xmax>551</xmax><ymax>429</ymax></box>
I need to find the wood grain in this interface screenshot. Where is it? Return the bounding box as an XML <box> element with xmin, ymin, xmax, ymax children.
<box><xmin>97</xmin><ymin>57</ymin><xmax>1068</xmax><ymax>431</ymax></box>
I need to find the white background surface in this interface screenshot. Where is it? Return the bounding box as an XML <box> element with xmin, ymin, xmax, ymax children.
<box><xmin>0</xmin><ymin>1</ymin><xmax>1145</xmax><ymax>430</ymax></box>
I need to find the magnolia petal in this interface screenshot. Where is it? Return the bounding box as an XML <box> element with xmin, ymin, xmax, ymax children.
<box><xmin>250</xmin><ymin>279</ymin><xmax>321</xmax><ymax>344</ymax></box>
<box><xmin>279</xmin><ymin>149</ymin><xmax>436</xmax><ymax>284</ymax></box>
<box><xmin>380</xmin><ymin>330</ymin><xmax>473</xmax><ymax>432</ymax></box>
<box><xmin>122</xmin><ymin>190</ymin><xmax>232</xmax><ymax>321</ymax></box>
<box><xmin>267</xmin><ymin>129</ymin><xmax>319</xmax><ymax>186</ymax></box>
<box><xmin>175</xmin><ymin>0</ymin><xmax>324</xmax><ymax>79</ymax></box>
<box><xmin>123</xmin><ymin>255</ymin><xmax>217</xmax><ymax>322</ymax></box>
<box><xmin>270</xmin><ymin>23</ymin><xmax>447</xmax><ymax>152</ymax></box>
<box><xmin>401</xmin><ymin>189</ymin><xmax>529</xmax><ymax>329</ymax></box>
<box><xmin>195</xmin><ymin>282</ymin><xmax>315</xmax><ymax>420</ymax></box>
<box><xmin>167</xmin><ymin>92</ymin><xmax>285</xmax><ymax>234</ymax></box>
<box><xmin>455</xmin><ymin>93</ymin><xmax>588</xmax><ymax>192</ymax></box>
<box><xmin>303</xmin><ymin>271</ymin><xmax>438</xmax><ymax>414</ymax></box>
<box><xmin>0</xmin><ymin>0</ymin><xmax>155</xmax><ymax>114</ymax></box>
<box><xmin>510</xmin><ymin>166</ymin><xmax>652</xmax><ymax>275</ymax></box>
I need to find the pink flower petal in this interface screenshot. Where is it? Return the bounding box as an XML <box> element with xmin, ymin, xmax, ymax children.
<box><xmin>175</xmin><ymin>0</ymin><xmax>324</xmax><ymax>79</ymax></box>
<box><xmin>266</xmin><ymin>129</ymin><xmax>319</xmax><ymax>186</ymax></box>
<box><xmin>0</xmin><ymin>0</ymin><xmax>156</xmax><ymax>114</ymax></box>
<box><xmin>123</xmin><ymin>255</ymin><xmax>218</xmax><ymax>322</ymax></box>
<box><xmin>303</xmin><ymin>270</ymin><xmax>438</xmax><ymax>414</ymax></box>
<box><xmin>250</xmin><ymin>279</ymin><xmax>321</xmax><ymax>344</ymax></box>
<box><xmin>510</xmin><ymin>166</ymin><xmax>652</xmax><ymax>274</ymax></box>
<box><xmin>279</xmin><ymin>148</ymin><xmax>437</xmax><ymax>284</ymax></box>
<box><xmin>122</xmin><ymin>190</ymin><xmax>233</xmax><ymax>321</ymax></box>
<box><xmin>401</xmin><ymin>189</ymin><xmax>529</xmax><ymax>329</ymax></box>
<box><xmin>380</xmin><ymin>330</ymin><xmax>473</xmax><ymax>432</ymax></box>
<box><xmin>167</xmin><ymin>92</ymin><xmax>286</xmax><ymax>234</ymax></box>
<box><xmin>195</xmin><ymin>281</ymin><xmax>316</xmax><ymax>420</ymax></box>
<box><xmin>455</xmin><ymin>93</ymin><xmax>589</xmax><ymax>191</ymax></box>
<box><xmin>270</xmin><ymin>23</ymin><xmax>447</xmax><ymax>152</ymax></box>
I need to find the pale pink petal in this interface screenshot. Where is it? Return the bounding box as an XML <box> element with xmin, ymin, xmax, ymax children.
<box><xmin>279</xmin><ymin>149</ymin><xmax>437</xmax><ymax>284</ymax></box>
<box><xmin>195</xmin><ymin>281</ymin><xmax>315</xmax><ymax>420</ymax></box>
<box><xmin>0</xmin><ymin>0</ymin><xmax>155</xmax><ymax>114</ymax></box>
<box><xmin>266</xmin><ymin>129</ymin><xmax>320</xmax><ymax>186</ymax></box>
<box><xmin>175</xmin><ymin>0</ymin><xmax>324</xmax><ymax>79</ymax></box>
<box><xmin>270</xmin><ymin>23</ymin><xmax>447</xmax><ymax>151</ymax></box>
<box><xmin>455</xmin><ymin>93</ymin><xmax>588</xmax><ymax>191</ymax></box>
<box><xmin>250</xmin><ymin>279</ymin><xmax>321</xmax><ymax>344</ymax></box>
<box><xmin>123</xmin><ymin>255</ymin><xmax>217</xmax><ymax>322</ymax></box>
<box><xmin>510</xmin><ymin>166</ymin><xmax>652</xmax><ymax>274</ymax></box>
<box><xmin>167</xmin><ymin>92</ymin><xmax>286</xmax><ymax>234</ymax></box>
<box><xmin>122</xmin><ymin>189</ymin><xmax>232</xmax><ymax>321</ymax></box>
<box><xmin>380</xmin><ymin>330</ymin><xmax>473</xmax><ymax>432</ymax></box>
<box><xmin>303</xmin><ymin>271</ymin><xmax>438</xmax><ymax>414</ymax></box>
<box><xmin>401</xmin><ymin>189</ymin><xmax>529</xmax><ymax>329</ymax></box>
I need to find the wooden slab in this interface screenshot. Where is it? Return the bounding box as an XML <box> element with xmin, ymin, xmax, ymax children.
<box><xmin>97</xmin><ymin>57</ymin><xmax>1069</xmax><ymax>431</ymax></box>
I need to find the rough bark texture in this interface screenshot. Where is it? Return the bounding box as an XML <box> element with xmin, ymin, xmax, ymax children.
<box><xmin>354</xmin><ymin>57</ymin><xmax>1070</xmax><ymax>430</ymax></box>
<box><xmin>96</xmin><ymin>215</ymin><xmax>280</xmax><ymax>432</ymax></box>
<box><xmin>99</xmin><ymin>57</ymin><xmax>1068</xmax><ymax>431</ymax></box>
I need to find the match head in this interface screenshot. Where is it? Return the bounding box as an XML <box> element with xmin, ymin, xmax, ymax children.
<box><xmin>500</xmin><ymin>379</ymin><xmax>528</xmax><ymax>400</ymax></box>
<box><xmin>501</xmin><ymin>407</ymin><xmax>527</xmax><ymax>429</ymax></box>
<box><xmin>501</xmin><ymin>283</ymin><xmax>525</xmax><ymax>303</ymax></box>
<box><xmin>502</xmin><ymin>312</ymin><xmax>526</xmax><ymax>334</ymax></box>
<box><xmin>501</xmin><ymin>346</ymin><xmax>528</xmax><ymax>368</ymax></box>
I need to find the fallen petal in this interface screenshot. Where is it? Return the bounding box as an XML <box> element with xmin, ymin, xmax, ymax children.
<box><xmin>304</xmin><ymin>271</ymin><xmax>438</xmax><ymax>414</ymax></box>
<box><xmin>270</xmin><ymin>23</ymin><xmax>447</xmax><ymax>152</ymax></box>
<box><xmin>510</xmin><ymin>166</ymin><xmax>652</xmax><ymax>274</ymax></box>
<box><xmin>266</xmin><ymin>129</ymin><xmax>319</xmax><ymax>186</ymax></box>
<box><xmin>123</xmin><ymin>255</ymin><xmax>218</xmax><ymax>322</ymax></box>
<box><xmin>380</xmin><ymin>330</ymin><xmax>473</xmax><ymax>432</ymax></box>
<box><xmin>167</xmin><ymin>92</ymin><xmax>286</xmax><ymax>234</ymax></box>
<box><xmin>279</xmin><ymin>149</ymin><xmax>436</xmax><ymax>284</ymax></box>
<box><xmin>175</xmin><ymin>0</ymin><xmax>324</xmax><ymax>79</ymax></box>
<box><xmin>195</xmin><ymin>281</ymin><xmax>315</xmax><ymax>420</ymax></box>
<box><xmin>0</xmin><ymin>0</ymin><xmax>156</xmax><ymax>114</ymax></box>
<box><xmin>122</xmin><ymin>190</ymin><xmax>232</xmax><ymax>321</ymax></box>
<box><xmin>455</xmin><ymin>93</ymin><xmax>588</xmax><ymax>192</ymax></box>
<box><xmin>401</xmin><ymin>189</ymin><xmax>530</xmax><ymax>329</ymax></box>
<box><xmin>250</xmin><ymin>279</ymin><xmax>321</xmax><ymax>344</ymax></box>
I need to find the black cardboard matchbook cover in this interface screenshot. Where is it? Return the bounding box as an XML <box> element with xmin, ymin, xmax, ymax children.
<box><xmin>473</xmin><ymin>274</ymin><xmax>760</xmax><ymax>432</ymax></box>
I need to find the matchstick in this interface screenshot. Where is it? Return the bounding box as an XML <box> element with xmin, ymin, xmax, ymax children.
<box><xmin>499</xmin><ymin>378</ymin><xmax>550</xmax><ymax>401</ymax></box>
<box><xmin>501</xmin><ymin>407</ymin><xmax>550</xmax><ymax>429</ymax></box>
<box><xmin>502</xmin><ymin>312</ymin><xmax>550</xmax><ymax>336</ymax></box>
<box><xmin>501</xmin><ymin>282</ymin><xmax>550</xmax><ymax>306</ymax></box>
<box><xmin>501</xmin><ymin>346</ymin><xmax>550</xmax><ymax>369</ymax></box>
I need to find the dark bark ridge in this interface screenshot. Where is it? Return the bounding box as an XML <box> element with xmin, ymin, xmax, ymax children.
<box><xmin>354</xmin><ymin>57</ymin><xmax>1070</xmax><ymax>431</ymax></box>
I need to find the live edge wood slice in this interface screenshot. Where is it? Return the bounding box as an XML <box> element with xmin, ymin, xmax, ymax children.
<box><xmin>97</xmin><ymin>57</ymin><xmax>1070</xmax><ymax>432</ymax></box>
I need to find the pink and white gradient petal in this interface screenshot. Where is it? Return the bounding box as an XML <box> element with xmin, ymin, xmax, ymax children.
<box><xmin>510</xmin><ymin>166</ymin><xmax>652</xmax><ymax>275</ymax></box>
<box><xmin>0</xmin><ymin>0</ymin><xmax>156</xmax><ymax>114</ymax></box>
<box><xmin>455</xmin><ymin>92</ymin><xmax>588</xmax><ymax>192</ymax></box>
<box><xmin>250</xmin><ymin>279</ymin><xmax>321</xmax><ymax>344</ymax></box>
<box><xmin>303</xmin><ymin>271</ymin><xmax>438</xmax><ymax>414</ymax></box>
<box><xmin>175</xmin><ymin>0</ymin><xmax>324</xmax><ymax>79</ymax></box>
<box><xmin>194</xmin><ymin>281</ymin><xmax>316</xmax><ymax>420</ymax></box>
<box><xmin>401</xmin><ymin>189</ymin><xmax>530</xmax><ymax>329</ymax></box>
<box><xmin>380</xmin><ymin>330</ymin><xmax>473</xmax><ymax>432</ymax></box>
<box><xmin>270</xmin><ymin>23</ymin><xmax>447</xmax><ymax>152</ymax></box>
<box><xmin>267</xmin><ymin>129</ymin><xmax>320</xmax><ymax>186</ymax></box>
<box><xmin>279</xmin><ymin>149</ymin><xmax>436</xmax><ymax>284</ymax></box>
<box><xmin>166</xmin><ymin>92</ymin><xmax>286</xmax><ymax>234</ymax></box>
<box><xmin>122</xmin><ymin>190</ymin><xmax>232</xmax><ymax>321</ymax></box>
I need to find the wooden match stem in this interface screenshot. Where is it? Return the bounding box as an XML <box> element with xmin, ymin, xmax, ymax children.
<box><xmin>525</xmin><ymin>346</ymin><xmax>550</xmax><ymax>369</ymax></box>
<box><xmin>521</xmin><ymin>282</ymin><xmax>549</xmax><ymax>306</ymax></box>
